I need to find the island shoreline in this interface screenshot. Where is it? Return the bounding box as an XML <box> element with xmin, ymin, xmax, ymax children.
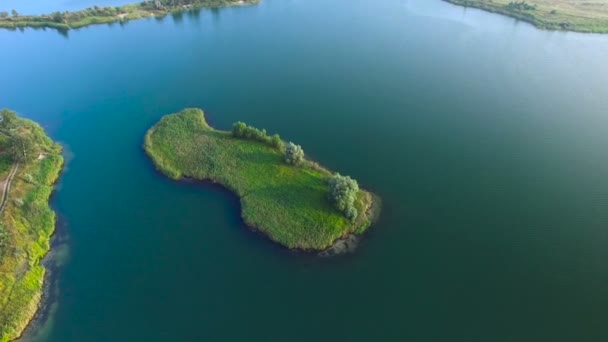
<box><xmin>146</xmin><ymin>152</ymin><xmax>382</xmax><ymax>255</ymax></box>
<box><xmin>14</xmin><ymin>212</ymin><xmax>67</xmax><ymax>342</ymax></box>
<box><xmin>0</xmin><ymin>111</ymin><xmax>65</xmax><ymax>342</ymax></box>
<box><xmin>143</xmin><ymin>108</ymin><xmax>381</xmax><ymax>251</ymax></box>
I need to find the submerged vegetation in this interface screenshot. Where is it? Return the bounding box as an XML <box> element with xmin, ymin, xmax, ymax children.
<box><xmin>0</xmin><ymin>0</ymin><xmax>259</xmax><ymax>32</ymax></box>
<box><xmin>144</xmin><ymin>108</ymin><xmax>379</xmax><ymax>250</ymax></box>
<box><xmin>444</xmin><ymin>0</ymin><xmax>608</xmax><ymax>33</ymax></box>
<box><xmin>0</xmin><ymin>109</ymin><xmax>63</xmax><ymax>342</ymax></box>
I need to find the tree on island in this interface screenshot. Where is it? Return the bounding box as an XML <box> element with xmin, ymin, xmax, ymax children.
<box><xmin>0</xmin><ymin>12</ymin><xmax>8</xmax><ymax>18</ymax></box>
<box><xmin>285</xmin><ymin>142</ymin><xmax>304</xmax><ymax>165</ymax></box>
<box><xmin>271</xmin><ymin>134</ymin><xmax>283</xmax><ymax>150</ymax></box>
<box><xmin>51</xmin><ymin>11</ymin><xmax>65</xmax><ymax>23</ymax></box>
<box><xmin>328</xmin><ymin>173</ymin><xmax>359</xmax><ymax>221</ymax></box>
<box><xmin>0</xmin><ymin>109</ymin><xmax>17</xmax><ymax>128</ymax></box>
<box><xmin>232</xmin><ymin>121</ymin><xmax>284</xmax><ymax>151</ymax></box>
<box><xmin>11</xmin><ymin>9</ymin><xmax>18</xmax><ymax>18</ymax></box>
<box><xmin>8</xmin><ymin>134</ymin><xmax>37</xmax><ymax>163</ymax></box>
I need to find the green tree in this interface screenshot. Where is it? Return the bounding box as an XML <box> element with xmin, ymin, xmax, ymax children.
<box><xmin>285</xmin><ymin>142</ymin><xmax>304</xmax><ymax>165</ymax></box>
<box><xmin>328</xmin><ymin>173</ymin><xmax>359</xmax><ymax>220</ymax></box>
<box><xmin>271</xmin><ymin>134</ymin><xmax>283</xmax><ymax>150</ymax></box>
<box><xmin>0</xmin><ymin>109</ymin><xmax>17</xmax><ymax>129</ymax></box>
<box><xmin>11</xmin><ymin>9</ymin><xmax>18</xmax><ymax>17</ymax></box>
<box><xmin>232</xmin><ymin>121</ymin><xmax>247</xmax><ymax>138</ymax></box>
<box><xmin>0</xmin><ymin>11</ymin><xmax>8</xmax><ymax>18</ymax></box>
<box><xmin>51</xmin><ymin>11</ymin><xmax>64</xmax><ymax>23</ymax></box>
<box><xmin>9</xmin><ymin>134</ymin><xmax>37</xmax><ymax>162</ymax></box>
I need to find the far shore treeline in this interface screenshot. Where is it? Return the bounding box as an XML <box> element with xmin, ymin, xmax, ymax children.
<box><xmin>0</xmin><ymin>0</ymin><xmax>259</xmax><ymax>32</ymax></box>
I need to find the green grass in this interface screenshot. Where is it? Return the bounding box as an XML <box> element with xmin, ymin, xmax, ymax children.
<box><xmin>0</xmin><ymin>0</ymin><xmax>259</xmax><ymax>32</ymax></box>
<box><xmin>0</xmin><ymin>113</ymin><xmax>63</xmax><ymax>342</ymax></box>
<box><xmin>144</xmin><ymin>108</ymin><xmax>379</xmax><ymax>250</ymax></box>
<box><xmin>445</xmin><ymin>0</ymin><xmax>608</xmax><ymax>33</ymax></box>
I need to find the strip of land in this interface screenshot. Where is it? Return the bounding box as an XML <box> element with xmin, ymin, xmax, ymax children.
<box><xmin>0</xmin><ymin>164</ymin><xmax>19</xmax><ymax>215</ymax></box>
<box><xmin>0</xmin><ymin>110</ymin><xmax>63</xmax><ymax>342</ymax></box>
<box><xmin>444</xmin><ymin>0</ymin><xmax>608</xmax><ymax>33</ymax></box>
<box><xmin>0</xmin><ymin>0</ymin><xmax>259</xmax><ymax>32</ymax></box>
<box><xmin>144</xmin><ymin>108</ymin><xmax>380</xmax><ymax>250</ymax></box>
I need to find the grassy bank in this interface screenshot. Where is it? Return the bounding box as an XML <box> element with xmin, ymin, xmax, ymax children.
<box><xmin>0</xmin><ymin>0</ymin><xmax>259</xmax><ymax>32</ymax></box>
<box><xmin>0</xmin><ymin>110</ymin><xmax>63</xmax><ymax>342</ymax></box>
<box><xmin>444</xmin><ymin>0</ymin><xmax>608</xmax><ymax>33</ymax></box>
<box><xmin>144</xmin><ymin>108</ymin><xmax>379</xmax><ymax>250</ymax></box>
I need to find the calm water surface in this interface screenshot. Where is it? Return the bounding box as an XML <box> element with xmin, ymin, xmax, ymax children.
<box><xmin>1</xmin><ymin>0</ymin><xmax>608</xmax><ymax>341</ymax></box>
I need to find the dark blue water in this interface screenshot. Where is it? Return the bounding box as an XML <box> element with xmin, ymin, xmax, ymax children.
<box><xmin>2</xmin><ymin>0</ymin><xmax>608</xmax><ymax>341</ymax></box>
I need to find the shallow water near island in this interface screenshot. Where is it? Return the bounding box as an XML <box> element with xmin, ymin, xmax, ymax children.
<box><xmin>2</xmin><ymin>0</ymin><xmax>608</xmax><ymax>341</ymax></box>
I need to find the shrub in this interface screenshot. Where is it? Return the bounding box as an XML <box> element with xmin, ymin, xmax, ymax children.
<box><xmin>271</xmin><ymin>134</ymin><xmax>283</xmax><ymax>150</ymax></box>
<box><xmin>9</xmin><ymin>135</ymin><xmax>37</xmax><ymax>162</ymax></box>
<box><xmin>285</xmin><ymin>142</ymin><xmax>304</xmax><ymax>165</ymax></box>
<box><xmin>328</xmin><ymin>173</ymin><xmax>359</xmax><ymax>220</ymax></box>
<box><xmin>232</xmin><ymin>121</ymin><xmax>247</xmax><ymax>138</ymax></box>
<box><xmin>506</xmin><ymin>1</ymin><xmax>536</xmax><ymax>11</ymax></box>
<box><xmin>51</xmin><ymin>12</ymin><xmax>64</xmax><ymax>23</ymax></box>
<box><xmin>232</xmin><ymin>121</ymin><xmax>284</xmax><ymax>150</ymax></box>
<box><xmin>0</xmin><ymin>109</ymin><xmax>17</xmax><ymax>128</ymax></box>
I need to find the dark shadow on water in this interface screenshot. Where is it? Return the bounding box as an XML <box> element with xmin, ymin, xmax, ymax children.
<box><xmin>172</xmin><ymin>11</ymin><xmax>184</xmax><ymax>25</ymax></box>
<box><xmin>186</xmin><ymin>8</ymin><xmax>202</xmax><ymax>24</ymax></box>
<box><xmin>17</xmin><ymin>199</ymin><xmax>70</xmax><ymax>341</ymax></box>
<box><xmin>155</xmin><ymin>14</ymin><xmax>167</xmax><ymax>23</ymax></box>
<box><xmin>146</xmin><ymin>159</ymin><xmax>365</xmax><ymax>262</ymax></box>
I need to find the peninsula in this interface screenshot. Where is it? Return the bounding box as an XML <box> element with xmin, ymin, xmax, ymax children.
<box><xmin>444</xmin><ymin>0</ymin><xmax>608</xmax><ymax>33</ymax></box>
<box><xmin>0</xmin><ymin>110</ymin><xmax>63</xmax><ymax>342</ymax></box>
<box><xmin>144</xmin><ymin>108</ymin><xmax>380</xmax><ymax>250</ymax></box>
<box><xmin>0</xmin><ymin>0</ymin><xmax>259</xmax><ymax>32</ymax></box>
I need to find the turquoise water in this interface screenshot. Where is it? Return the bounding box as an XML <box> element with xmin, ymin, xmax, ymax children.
<box><xmin>2</xmin><ymin>0</ymin><xmax>608</xmax><ymax>340</ymax></box>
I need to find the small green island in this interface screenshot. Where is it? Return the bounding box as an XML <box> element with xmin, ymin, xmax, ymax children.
<box><xmin>144</xmin><ymin>108</ymin><xmax>380</xmax><ymax>251</ymax></box>
<box><xmin>0</xmin><ymin>110</ymin><xmax>63</xmax><ymax>342</ymax></box>
<box><xmin>0</xmin><ymin>0</ymin><xmax>259</xmax><ymax>32</ymax></box>
<box><xmin>444</xmin><ymin>0</ymin><xmax>608</xmax><ymax>33</ymax></box>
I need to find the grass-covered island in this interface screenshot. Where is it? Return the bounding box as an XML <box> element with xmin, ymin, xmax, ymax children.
<box><xmin>0</xmin><ymin>110</ymin><xmax>63</xmax><ymax>341</ymax></box>
<box><xmin>0</xmin><ymin>0</ymin><xmax>259</xmax><ymax>32</ymax></box>
<box><xmin>144</xmin><ymin>108</ymin><xmax>380</xmax><ymax>251</ymax></box>
<box><xmin>444</xmin><ymin>0</ymin><xmax>608</xmax><ymax>33</ymax></box>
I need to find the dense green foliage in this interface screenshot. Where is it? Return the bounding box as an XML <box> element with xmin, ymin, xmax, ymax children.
<box><xmin>0</xmin><ymin>109</ymin><xmax>63</xmax><ymax>342</ymax></box>
<box><xmin>231</xmin><ymin>121</ymin><xmax>283</xmax><ymax>150</ymax></box>
<box><xmin>506</xmin><ymin>1</ymin><xmax>537</xmax><ymax>11</ymax></box>
<box><xmin>144</xmin><ymin>108</ymin><xmax>378</xmax><ymax>250</ymax></box>
<box><xmin>7</xmin><ymin>135</ymin><xmax>36</xmax><ymax>163</ymax></box>
<box><xmin>285</xmin><ymin>142</ymin><xmax>304</xmax><ymax>166</ymax></box>
<box><xmin>0</xmin><ymin>0</ymin><xmax>259</xmax><ymax>32</ymax></box>
<box><xmin>328</xmin><ymin>173</ymin><xmax>360</xmax><ymax>221</ymax></box>
<box><xmin>444</xmin><ymin>0</ymin><xmax>608</xmax><ymax>33</ymax></box>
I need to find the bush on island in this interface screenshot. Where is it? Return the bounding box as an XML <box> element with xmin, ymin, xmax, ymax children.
<box><xmin>328</xmin><ymin>173</ymin><xmax>360</xmax><ymax>221</ymax></box>
<box><xmin>285</xmin><ymin>142</ymin><xmax>304</xmax><ymax>165</ymax></box>
<box><xmin>232</xmin><ymin>121</ymin><xmax>283</xmax><ymax>150</ymax></box>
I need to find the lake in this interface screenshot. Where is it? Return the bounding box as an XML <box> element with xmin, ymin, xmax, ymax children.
<box><xmin>2</xmin><ymin>0</ymin><xmax>608</xmax><ymax>340</ymax></box>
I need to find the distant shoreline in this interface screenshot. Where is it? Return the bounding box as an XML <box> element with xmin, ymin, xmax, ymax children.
<box><xmin>443</xmin><ymin>0</ymin><xmax>608</xmax><ymax>34</ymax></box>
<box><xmin>0</xmin><ymin>0</ymin><xmax>259</xmax><ymax>32</ymax></box>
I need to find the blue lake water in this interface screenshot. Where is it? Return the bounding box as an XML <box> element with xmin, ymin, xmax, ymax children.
<box><xmin>2</xmin><ymin>0</ymin><xmax>608</xmax><ymax>341</ymax></box>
